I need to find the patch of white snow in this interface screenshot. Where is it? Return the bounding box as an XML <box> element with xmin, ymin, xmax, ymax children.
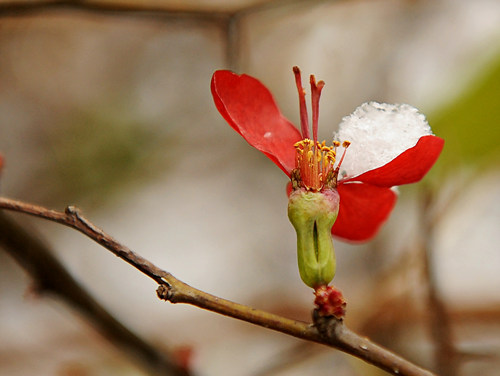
<box><xmin>334</xmin><ymin>102</ymin><xmax>433</xmax><ymax>178</ymax></box>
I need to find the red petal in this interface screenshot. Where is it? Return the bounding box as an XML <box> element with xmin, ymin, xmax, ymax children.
<box><xmin>343</xmin><ymin>135</ymin><xmax>444</xmax><ymax>187</ymax></box>
<box><xmin>332</xmin><ymin>183</ymin><xmax>397</xmax><ymax>242</ymax></box>
<box><xmin>211</xmin><ymin>70</ymin><xmax>302</xmax><ymax>175</ymax></box>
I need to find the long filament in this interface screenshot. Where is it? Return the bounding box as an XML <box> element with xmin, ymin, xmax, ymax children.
<box><xmin>293</xmin><ymin>66</ymin><xmax>310</xmax><ymax>139</ymax></box>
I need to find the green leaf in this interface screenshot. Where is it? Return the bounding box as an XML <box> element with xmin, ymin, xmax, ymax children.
<box><xmin>428</xmin><ymin>52</ymin><xmax>500</xmax><ymax>176</ymax></box>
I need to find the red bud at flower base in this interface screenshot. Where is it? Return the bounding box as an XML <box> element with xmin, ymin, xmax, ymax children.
<box><xmin>288</xmin><ymin>189</ymin><xmax>339</xmax><ymax>288</ymax></box>
<box><xmin>314</xmin><ymin>285</ymin><xmax>346</xmax><ymax>319</ymax></box>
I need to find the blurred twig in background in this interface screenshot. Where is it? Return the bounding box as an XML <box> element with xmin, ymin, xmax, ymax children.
<box><xmin>0</xmin><ymin>211</ymin><xmax>190</xmax><ymax>376</ymax></box>
<box><xmin>0</xmin><ymin>0</ymin><xmax>336</xmax><ymax>71</ymax></box>
<box><xmin>420</xmin><ymin>188</ymin><xmax>459</xmax><ymax>376</ymax></box>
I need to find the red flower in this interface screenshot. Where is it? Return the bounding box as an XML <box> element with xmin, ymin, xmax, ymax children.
<box><xmin>211</xmin><ymin>69</ymin><xmax>444</xmax><ymax>242</ymax></box>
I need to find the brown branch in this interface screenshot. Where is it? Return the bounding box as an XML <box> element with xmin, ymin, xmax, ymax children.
<box><xmin>0</xmin><ymin>211</ymin><xmax>189</xmax><ymax>376</ymax></box>
<box><xmin>0</xmin><ymin>196</ymin><xmax>436</xmax><ymax>376</ymax></box>
<box><xmin>0</xmin><ymin>0</ymin><xmax>230</xmax><ymax>21</ymax></box>
<box><xmin>0</xmin><ymin>0</ymin><xmax>335</xmax><ymax>19</ymax></box>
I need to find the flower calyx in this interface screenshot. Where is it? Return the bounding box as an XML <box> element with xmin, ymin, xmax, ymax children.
<box><xmin>288</xmin><ymin>188</ymin><xmax>339</xmax><ymax>288</ymax></box>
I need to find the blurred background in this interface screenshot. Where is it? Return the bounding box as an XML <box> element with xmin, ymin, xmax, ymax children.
<box><xmin>0</xmin><ymin>0</ymin><xmax>499</xmax><ymax>375</ymax></box>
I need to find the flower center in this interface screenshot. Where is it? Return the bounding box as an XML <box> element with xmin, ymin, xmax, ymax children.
<box><xmin>291</xmin><ymin>67</ymin><xmax>350</xmax><ymax>192</ymax></box>
<box><xmin>293</xmin><ymin>139</ymin><xmax>337</xmax><ymax>191</ymax></box>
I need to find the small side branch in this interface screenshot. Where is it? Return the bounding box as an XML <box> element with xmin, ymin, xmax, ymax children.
<box><xmin>0</xmin><ymin>197</ymin><xmax>436</xmax><ymax>376</ymax></box>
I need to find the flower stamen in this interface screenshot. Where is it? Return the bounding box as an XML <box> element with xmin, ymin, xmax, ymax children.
<box><xmin>291</xmin><ymin>67</ymin><xmax>352</xmax><ymax>192</ymax></box>
<box><xmin>294</xmin><ymin>139</ymin><xmax>338</xmax><ymax>192</ymax></box>
<box><xmin>334</xmin><ymin>141</ymin><xmax>351</xmax><ymax>178</ymax></box>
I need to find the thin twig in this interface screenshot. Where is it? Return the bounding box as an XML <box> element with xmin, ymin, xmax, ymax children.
<box><xmin>0</xmin><ymin>211</ymin><xmax>189</xmax><ymax>376</ymax></box>
<box><xmin>0</xmin><ymin>0</ymin><xmax>230</xmax><ymax>21</ymax></box>
<box><xmin>420</xmin><ymin>188</ymin><xmax>460</xmax><ymax>376</ymax></box>
<box><xmin>0</xmin><ymin>0</ymin><xmax>338</xmax><ymax>70</ymax></box>
<box><xmin>0</xmin><ymin>0</ymin><xmax>336</xmax><ymax>19</ymax></box>
<box><xmin>0</xmin><ymin>197</ymin><xmax>436</xmax><ymax>376</ymax></box>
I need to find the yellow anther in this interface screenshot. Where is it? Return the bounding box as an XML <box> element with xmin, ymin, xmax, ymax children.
<box><xmin>333</xmin><ymin>140</ymin><xmax>340</xmax><ymax>147</ymax></box>
<box><xmin>342</xmin><ymin>140</ymin><xmax>351</xmax><ymax>148</ymax></box>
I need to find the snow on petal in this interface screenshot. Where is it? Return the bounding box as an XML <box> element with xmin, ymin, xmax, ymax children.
<box><xmin>334</xmin><ymin>102</ymin><xmax>433</xmax><ymax>179</ymax></box>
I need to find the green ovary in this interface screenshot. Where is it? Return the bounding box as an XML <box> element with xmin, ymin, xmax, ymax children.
<box><xmin>288</xmin><ymin>189</ymin><xmax>339</xmax><ymax>288</ymax></box>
